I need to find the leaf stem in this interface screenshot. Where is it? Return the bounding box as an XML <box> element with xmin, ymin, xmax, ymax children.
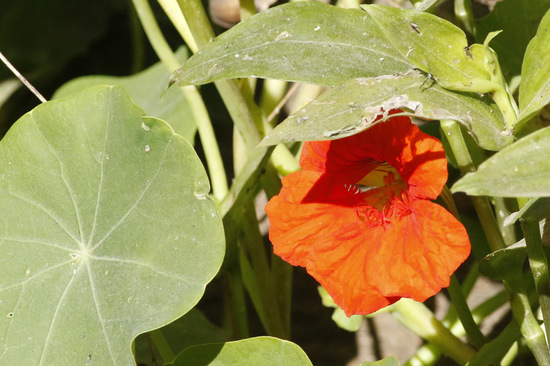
<box><xmin>393</xmin><ymin>299</ymin><xmax>476</xmax><ymax>365</ymax></box>
<box><xmin>447</xmin><ymin>275</ymin><xmax>486</xmax><ymax>348</ymax></box>
<box><xmin>519</xmin><ymin>198</ymin><xmax>550</xmax><ymax>338</ymax></box>
<box><xmin>131</xmin><ymin>0</ymin><xmax>228</xmax><ymax>201</ymax></box>
<box><xmin>510</xmin><ymin>290</ymin><xmax>550</xmax><ymax>365</ymax></box>
<box><xmin>149</xmin><ymin>329</ymin><xmax>175</xmax><ymax>363</ymax></box>
<box><xmin>454</xmin><ymin>0</ymin><xmax>474</xmax><ymax>35</ymax></box>
<box><xmin>440</xmin><ymin>119</ymin><xmax>505</xmax><ymax>252</ymax></box>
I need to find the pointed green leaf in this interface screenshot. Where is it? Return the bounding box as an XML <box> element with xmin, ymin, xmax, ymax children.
<box><xmin>452</xmin><ymin>126</ymin><xmax>550</xmax><ymax>197</ymax></box>
<box><xmin>362</xmin><ymin>5</ymin><xmax>494</xmax><ymax>93</ymax></box>
<box><xmin>168</xmin><ymin>337</ymin><xmax>313</xmax><ymax>366</ymax></box>
<box><xmin>53</xmin><ymin>48</ymin><xmax>196</xmax><ymax>142</ymax></box>
<box><xmin>261</xmin><ymin>71</ymin><xmax>512</xmax><ymax>151</ymax></box>
<box><xmin>475</xmin><ymin>0</ymin><xmax>550</xmax><ymax>78</ymax></box>
<box><xmin>170</xmin><ymin>1</ymin><xmax>414</xmax><ymax>87</ymax></box>
<box><xmin>518</xmin><ymin>9</ymin><xmax>550</xmax><ymax>123</ymax></box>
<box><xmin>0</xmin><ymin>86</ymin><xmax>224</xmax><ymax>365</ymax></box>
<box><xmin>504</xmin><ymin>197</ymin><xmax>550</xmax><ymax>226</ymax></box>
<box><xmin>478</xmin><ymin>242</ymin><xmax>527</xmax><ymax>291</ymax></box>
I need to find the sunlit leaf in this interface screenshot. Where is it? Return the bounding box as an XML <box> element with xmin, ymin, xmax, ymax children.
<box><xmin>168</xmin><ymin>337</ymin><xmax>313</xmax><ymax>366</ymax></box>
<box><xmin>261</xmin><ymin>71</ymin><xmax>512</xmax><ymax>151</ymax></box>
<box><xmin>0</xmin><ymin>86</ymin><xmax>224</xmax><ymax>365</ymax></box>
<box><xmin>53</xmin><ymin>48</ymin><xmax>196</xmax><ymax>142</ymax></box>
<box><xmin>475</xmin><ymin>0</ymin><xmax>550</xmax><ymax>78</ymax></box>
<box><xmin>452</xmin><ymin>126</ymin><xmax>550</xmax><ymax>196</ymax></box>
<box><xmin>361</xmin><ymin>5</ymin><xmax>493</xmax><ymax>93</ymax></box>
<box><xmin>170</xmin><ymin>1</ymin><xmax>414</xmax><ymax>87</ymax></box>
<box><xmin>518</xmin><ymin>9</ymin><xmax>550</xmax><ymax>124</ymax></box>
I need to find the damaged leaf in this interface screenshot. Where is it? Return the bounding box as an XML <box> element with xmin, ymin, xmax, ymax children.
<box><xmin>260</xmin><ymin>71</ymin><xmax>512</xmax><ymax>151</ymax></box>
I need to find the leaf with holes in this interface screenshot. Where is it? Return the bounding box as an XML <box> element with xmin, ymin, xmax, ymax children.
<box><xmin>0</xmin><ymin>85</ymin><xmax>225</xmax><ymax>365</ymax></box>
<box><xmin>260</xmin><ymin>71</ymin><xmax>512</xmax><ymax>151</ymax></box>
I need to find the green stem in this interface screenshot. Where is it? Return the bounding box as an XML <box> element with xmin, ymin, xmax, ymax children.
<box><xmin>447</xmin><ymin>275</ymin><xmax>486</xmax><ymax>348</ymax></box>
<box><xmin>519</xmin><ymin>199</ymin><xmax>550</xmax><ymax>335</ymax></box>
<box><xmin>440</xmin><ymin>119</ymin><xmax>505</xmax><ymax>252</ymax></box>
<box><xmin>157</xmin><ymin>0</ymin><xmax>198</xmax><ymax>53</ymax></box>
<box><xmin>393</xmin><ymin>299</ymin><xmax>476</xmax><ymax>365</ymax></box>
<box><xmin>131</xmin><ymin>0</ymin><xmax>228</xmax><ymax>201</ymax></box>
<box><xmin>510</xmin><ymin>290</ymin><xmax>550</xmax><ymax>365</ymax></box>
<box><xmin>225</xmin><ymin>270</ymin><xmax>250</xmax><ymax>339</ymax></box>
<box><xmin>149</xmin><ymin>329</ymin><xmax>175</xmax><ymax>363</ymax></box>
<box><xmin>129</xmin><ymin>5</ymin><xmax>145</xmax><ymax>73</ymax></box>
<box><xmin>454</xmin><ymin>0</ymin><xmax>474</xmax><ymax>35</ymax></box>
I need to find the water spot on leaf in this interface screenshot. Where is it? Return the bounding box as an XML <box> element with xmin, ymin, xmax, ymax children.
<box><xmin>144</xmin><ymin>145</ymin><xmax>151</xmax><ymax>153</ymax></box>
<box><xmin>314</xmin><ymin>25</ymin><xmax>321</xmax><ymax>31</ymax></box>
<box><xmin>275</xmin><ymin>31</ymin><xmax>290</xmax><ymax>41</ymax></box>
<box><xmin>141</xmin><ymin>122</ymin><xmax>150</xmax><ymax>131</ymax></box>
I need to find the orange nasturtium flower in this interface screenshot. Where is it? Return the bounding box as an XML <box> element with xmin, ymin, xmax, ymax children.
<box><xmin>265</xmin><ymin>114</ymin><xmax>471</xmax><ymax>316</ymax></box>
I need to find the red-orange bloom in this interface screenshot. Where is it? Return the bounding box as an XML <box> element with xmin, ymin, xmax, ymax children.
<box><xmin>265</xmin><ymin>115</ymin><xmax>471</xmax><ymax>316</ymax></box>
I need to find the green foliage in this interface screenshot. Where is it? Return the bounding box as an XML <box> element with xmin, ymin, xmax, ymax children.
<box><xmin>168</xmin><ymin>337</ymin><xmax>313</xmax><ymax>366</ymax></box>
<box><xmin>358</xmin><ymin>357</ymin><xmax>400</xmax><ymax>366</ymax></box>
<box><xmin>261</xmin><ymin>71</ymin><xmax>512</xmax><ymax>151</ymax></box>
<box><xmin>53</xmin><ymin>48</ymin><xmax>197</xmax><ymax>142</ymax></box>
<box><xmin>170</xmin><ymin>1</ymin><xmax>414</xmax><ymax>87</ymax></box>
<box><xmin>518</xmin><ymin>9</ymin><xmax>550</xmax><ymax>124</ymax></box>
<box><xmin>0</xmin><ymin>86</ymin><xmax>224</xmax><ymax>365</ymax></box>
<box><xmin>452</xmin><ymin>126</ymin><xmax>550</xmax><ymax>196</ymax></box>
<box><xmin>475</xmin><ymin>0</ymin><xmax>550</xmax><ymax>78</ymax></box>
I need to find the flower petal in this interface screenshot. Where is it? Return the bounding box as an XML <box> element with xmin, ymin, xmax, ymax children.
<box><xmin>366</xmin><ymin>199</ymin><xmax>471</xmax><ymax>301</ymax></box>
<box><xmin>265</xmin><ymin>170</ymin><xmax>394</xmax><ymax>315</ymax></box>
<box><xmin>300</xmin><ymin>115</ymin><xmax>447</xmax><ymax>198</ymax></box>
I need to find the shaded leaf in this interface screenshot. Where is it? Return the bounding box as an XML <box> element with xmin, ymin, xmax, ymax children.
<box><xmin>478</xmin><ymin>242</ymin><xmax>527</xmax><ymax>291</ymax></box>
<box><xmin>53</xmin><ymin>48</ymin><xmax>196</xmax><ymax>142</ymax></box>
<box><xmin>518</xmin><ymin>8</ymin><xmax>550</xmax><ymax>123</ymax></box>
<box><xmin>0</xmin><ymin>86</ymin><xmax>224</xmax><ymax>365</ymax></box>
<box><xmin>134</xmin><ymin>309</ymin><xmax>229</xmax><ymax>365</ymax></box>
<box><xmin>261</xmin><ymin>71</ymin><xmax>512</xmax><ymax>151</ymax></box>
<box><xmin>168</xmin><ymin>337</ymin><xmax>313</xmax><ymax>366</ymax></box>
<box><xmin>361</xmin><ymin>5</ymin><xmax>494</xmax><ymax>93</ymax></box>
<box><xmin>475</xmin><ymin>0</ymin><xmax>550</xmax><ymax>78</ymax></box>
<box><xmin>358</xmin><ymin>357</ymin><xmax>400</xmax><ymax>366</ymax></box>
<box><xmin>170</xmin><ymin>1</ymin><xmax>414</xmax><ymax>87</ymax></box>
<box><xmin>452</xmin><ymin>126</ymin><xmax>550</xmax><ymax>196</ymax></box>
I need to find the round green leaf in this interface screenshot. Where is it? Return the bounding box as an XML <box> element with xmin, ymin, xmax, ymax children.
<box><xmin>53</xmin><ymin>48</ymin><xmax>197</xmax><ymax>143</ymax></box>
<box><xmin>0</xmin><ymin>85</ymin><xmax>224</xmax><ymax>365</ymax></box>
<box><xmin>169</xmin><ymin>337</ymin><xmax>313</xmax><ymax>366</ymax></box>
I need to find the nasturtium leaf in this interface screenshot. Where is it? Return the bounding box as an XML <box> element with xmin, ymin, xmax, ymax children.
<box><xmin>169</xmin><ymin>1</ymin><xmax>413</xmax><ymax>87</ymax></box>
<box><xmin>475</xmin><ymin>0</ymin><xmax>550</xmax><ymax>78</ymax></box>
<box><xmin>518</xmin><ymin>8</ymin><xmax>550</xmax><ymax>124</ymax></box>
<box><xmin>0</xmin><ymin>86</ymin><xmax>224</xmax><ymax>365</ymax></box>
<box><xmin>168</xmin><ymin>337</ymin><xmax>313</xmax><ymax>366</ymax></box>
<box><xmin>452</xmin><ymin>126</ymin><xmax>550</xmax><ymax>197</ymax></box>
<box><xmin>53</xmin><ymin>48</ymin><xmax>196</xmax><ymax>142</ymax></box>
<box><xmin>358</xmin><ymin>357</ymin><xmax>400</xmax><ymax>366</ymax></box>
<box><xmin>361</xmin><ymin>5</ymin><xmax>494</xmax><ymax>93</ymax></box>
<box><xmin>260</xmin><ymin>71</ymin><xmax>512</xmax><ymax>151</ymax></box>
